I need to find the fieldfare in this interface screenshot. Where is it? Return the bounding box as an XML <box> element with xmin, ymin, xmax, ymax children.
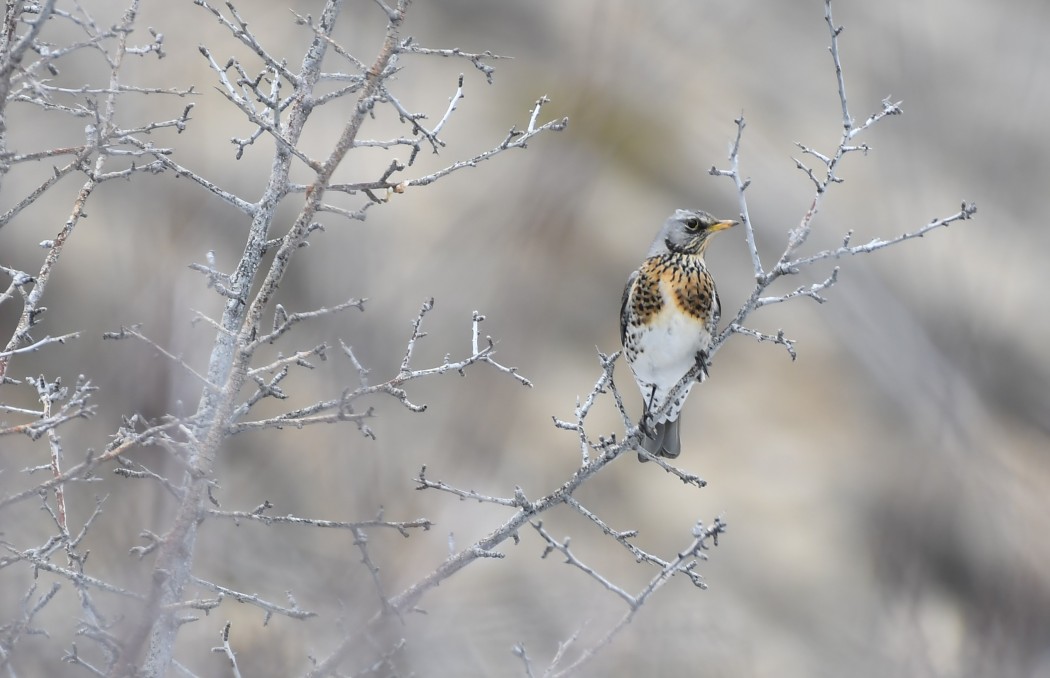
<box><xmin>620</xmin><ymin>209</ymin><xmax>737</xmax><ymax>461</ymax></box>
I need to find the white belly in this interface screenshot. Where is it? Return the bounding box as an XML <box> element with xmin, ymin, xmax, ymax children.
<box><xmin>625</xmin><ymin>306</ymin><xmax>712</xmax><ymax>423</ymax></box>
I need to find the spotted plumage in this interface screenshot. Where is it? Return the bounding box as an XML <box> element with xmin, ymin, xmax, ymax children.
<box><xmin>620</xmin><ymin>209</ymin><xmax>737</xmax><ymax>461</ymax></box>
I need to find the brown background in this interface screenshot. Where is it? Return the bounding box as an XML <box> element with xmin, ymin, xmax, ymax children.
<box><xmin>2</xmin><ymin>1</ymin><xmax>1048</xmax><ymax>676</ymax></box>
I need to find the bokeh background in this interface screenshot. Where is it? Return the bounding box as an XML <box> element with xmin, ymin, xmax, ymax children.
<box><xmin>2</xmin><ymin>0</ymin><xmax>1049</xmax><ymax>676</ymax></box>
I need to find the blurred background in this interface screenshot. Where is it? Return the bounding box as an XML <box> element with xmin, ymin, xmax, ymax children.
<box><xmin>2</xmin><ymin>0</ymin><xmax>1048</xmax><ymax>676</ymax></box>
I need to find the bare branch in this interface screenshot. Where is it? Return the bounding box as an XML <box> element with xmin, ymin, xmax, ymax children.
<box><xmin>1</xmin><ymin>545</ymin><xmax>145</xmax><ymax>600</ymax></box>
<box><xmin>414</xmin><ymin>465</ymin><xmax>523</xmax><ymax>508</ymax></box>
<box><xmin>125</xmin><ymin>137</ymin><xmax>256</xmax><ymax>214</ymax></box>
<box><xmin>0</xmin><ymin>159</ymin><xmax>85</xmax><ymax>229</ymax></box>
<box><xmin>433</xmin><ymin>74</ymin><xmax>465</xmax><ymax>137</ymax></box>
<box><xmin>205</xmin><ymin>506</ymin><xmax>432</xmax><ymax>537</ymax></box>
<box><xmin>0</xmin><ymin>332</ymin><xmax>80</xmax><ymax>359</ymax></box>
<box><xmin>101</xmin><ymin>325</ymin><xmax>220</xmax><ymax>393</ymax></box>
<box><xmin>209</xmin><ymin>622</ymin><xmax>244</xmax><ymax>678</ymax></box>
<box><xmin>512</xmin><ymin>643</ymin><xmax>537</xmax><ymax>678</ymax></box>
<box><xmin>782</xmin><ymin>202</ymin><xmax>977</xmax><ymax>271</ymax></box>
<box><xmin>193</xmin><ymin>0</ymin><xmax>300</xmax><ymax>85</ymax></box>
<box><xmin>251</xmin><ymin>297</ymin><xmax>366</xmax><ymax>347</ymax></box>
<box><xmin>824</xmin><ymin>0</ymin><xmax>852</xmax><ymax>132</ymax></box>
<box><xmin>399</xmin><ymin>39</ymin><xmax>508</xmax><ymax>83</ymax></box>
<box><xmin>531</xmin><ymin>521</ymin><xmax>636</xmax><ymax>606</ymax></box>
<box><xmin>393</xmin><ymin>102</ymin><xmax>568</xmax><ymax>193</ymax></box>
<box><xmin>729</xmin><ymin>325</ymin><xmax>798</xmax><ymax>361</ymax></box>
<box><xmin>352</xmin><ymin>526</ymin><xmax>394</xmax><ymax>616</ymax></box>
<box><xmin>705</xmin><ymin>0</ymin><xmax>976</xmax><ymax>376</ymax></box>
<box><xmin>189</xmin><ymin>577</ymin><xmax>316</xmax><ymax>622</ymax></box>
<box><xmin>709</xmin><ymin>115</ymin><xmax>763</xmax><ymax>279</ymax></box>
<box><xmin>757</xmin><ymin>268</ymin><xmax>839</xmax><ymax>307</ymax></box>
<box><xmin>545</xmin><ymin>519</ymin><xmax>726</xmax><ymax>678</ymax></box>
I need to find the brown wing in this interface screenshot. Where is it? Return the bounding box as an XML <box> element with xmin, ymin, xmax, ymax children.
<box><xmin>619</xmin><ymin>269</ymin><xmax>638</xmax><ymax>346</ymax></box>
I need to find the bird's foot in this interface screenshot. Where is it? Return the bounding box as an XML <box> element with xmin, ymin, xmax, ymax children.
<box><xmin>639</xmin><ymin>415</ymin><xmax>657</xmax><ymax>439</ymax></box>
<box><xmin>694</xmin><ymin>350</ymin><xmax>711</xmax><ymax>379</ymax></box>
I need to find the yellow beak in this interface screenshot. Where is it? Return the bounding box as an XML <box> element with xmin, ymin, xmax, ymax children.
<box><xmin>710</xmin><ymin>219</ymin><xmax>738</xmax><ymax>232</ymax></box>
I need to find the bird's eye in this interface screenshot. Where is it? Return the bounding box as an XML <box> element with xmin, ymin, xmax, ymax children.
<box><xmin>684</xmin><ymin>217</ymin><xmax>700</xmax><ymax>231</ymax></box>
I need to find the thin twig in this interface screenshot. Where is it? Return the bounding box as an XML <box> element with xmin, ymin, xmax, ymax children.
<box><xmin>210</xmin><ymin>622</ymin><xmax>243</xmax><ymax>678</ymax></box>
<box><xmin>189</xmin><ymin>576</ymin><xmax>316</xmax><ymax>622</ymax></box>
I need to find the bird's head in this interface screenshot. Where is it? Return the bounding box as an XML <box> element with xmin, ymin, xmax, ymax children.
<box><xmin>652</xmin><ymin>209</ymin><xmax>738</xmax><ymax>257</ymax></box>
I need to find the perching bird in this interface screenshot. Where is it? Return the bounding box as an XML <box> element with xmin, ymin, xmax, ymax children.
<box><xmin>620</xmin><ymin>209</ymin><xmax>737</xmax><ymax>461</ymax></box>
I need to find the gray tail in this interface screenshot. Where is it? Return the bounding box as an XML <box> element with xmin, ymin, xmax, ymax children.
<box><xmin>637</xmin><ymin>418</ymin><xmax>681</xmax><ymax>462</ymax></box>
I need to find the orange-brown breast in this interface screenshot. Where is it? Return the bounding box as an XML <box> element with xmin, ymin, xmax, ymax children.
<box><xmin>629</xmin><ymin>253</ymin><xmax>715</xmax><ymax>327</ymax></box>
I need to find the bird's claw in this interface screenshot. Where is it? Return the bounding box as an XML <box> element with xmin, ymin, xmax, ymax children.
<box><xmin>639</xmin><ymin>416</ymin><xmax>657</xmax><ymax>439</ymax></box>
<box><xmin>694</xmin><ymin>350</ymin><xmax>711</xmax><ymax>379</ymax></box>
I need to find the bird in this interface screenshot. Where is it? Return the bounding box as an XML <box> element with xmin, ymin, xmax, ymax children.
<box><xmin>620</xmin><ymin>209</ymin><xmax>737</xmax><ymax>461</ymax></box>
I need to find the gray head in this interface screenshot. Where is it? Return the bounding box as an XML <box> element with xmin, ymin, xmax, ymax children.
<box><xmin>647</xmin><ymin>208</ymin><xmax>738</xmax><ymax>258</ymax></box>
